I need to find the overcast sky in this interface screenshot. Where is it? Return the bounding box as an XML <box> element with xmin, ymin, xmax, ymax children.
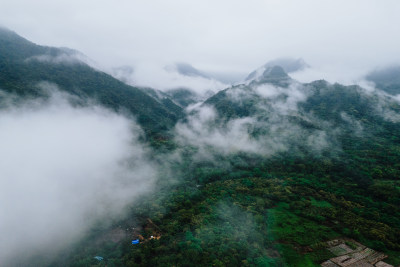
<box><xmin>1</xmin><ymin>0</ymin><xmax>400</xmax><ymax>82</ymax></box>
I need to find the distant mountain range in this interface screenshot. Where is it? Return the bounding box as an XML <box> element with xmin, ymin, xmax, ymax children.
<box><xmin>245</xmin><ymin>58</ymin><xmax>309</xmax><ymax>81</ymax></box>
<box><xmin>171</xmin><ymin>62</ymin><xmax>211</xmax><ymax>79</ymax></box>
<box><xmin>1</xmin><ymin>27</ymin><xmax>400</xmax><ymax>138</ymax></box>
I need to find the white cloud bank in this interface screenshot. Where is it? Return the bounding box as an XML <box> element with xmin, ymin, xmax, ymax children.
<box><xmin>112</xmin><ymin>63</ymin><xmax>228</xmax><ymax>96</ymax></box>
<box><xmin>0</xmin><ymin>91</ymin><xmax>156</xmax><ymax>265</ymax></box>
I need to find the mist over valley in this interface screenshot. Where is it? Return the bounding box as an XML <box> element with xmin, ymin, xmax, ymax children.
<box><xmin>0</xmin><ymin>2</ymin><xmax>400</xmax><ymax>266</ymax></box>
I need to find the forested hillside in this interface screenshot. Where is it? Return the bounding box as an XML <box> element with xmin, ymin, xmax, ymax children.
<box><xmin>54</xmin><ymin>66</ymin><xmax>400</xmax><ymax>266</ymax></box>
<box><xmin>0</xmin><ymin>28</ymin><xmax>183</xmax><ymax>134</ymax></box>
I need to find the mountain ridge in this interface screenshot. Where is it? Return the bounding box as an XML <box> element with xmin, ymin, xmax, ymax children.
<box><xmin>0</xmin><ymin>28</ymin><xmax>184</xmax><ymax>135</ymax></box>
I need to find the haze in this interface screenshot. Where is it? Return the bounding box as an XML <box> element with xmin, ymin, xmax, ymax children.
<box><xmin>1</xmin><ymin>0</ymin><xmax>400</xmax><ymax>85</ymax></box>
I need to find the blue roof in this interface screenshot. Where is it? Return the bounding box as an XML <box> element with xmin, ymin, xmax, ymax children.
<box><xmin>132</xmin><ymin>239</ymin><xmax>140</xmax><ymax>244</ymax></box>
<box><xmin>94</xmin><ymin>256</ymin><xmax>103</xmax><ymax>261</ymax></box>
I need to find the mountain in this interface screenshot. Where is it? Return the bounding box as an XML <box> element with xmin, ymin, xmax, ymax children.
<box><xmin>141</xmin><ymin>86</ymin><xmax>201</xmax><ymax>109</ymax></box>
<box><xmin>2</xmin><ymin>27</ymin><xmax>400</xmax><ymax>267</ymax></box>
<box><xmin>366</xmin><ymin>65</ymin><xmax>400</xmax><ymax>95</ymax></box>
<box><xmin>205</xmin><ymin>67</ymin><xmax>400</xmax><ymax>164</ymax></box>
<box><xmin>171</xmin><ymin>62</ymin><xmax>210</xmax><ymax>79</ymax></box>
<box><xmin>244</xmin><ymin>65</ymin><xmax>292</xmax><ymax>87</ymax></box>
<box><xmin>0</xmin><ymin>28</ymin><xmax>183</xmax><ymax>134</ymax></box>
<box><xmin>205</xmin><ymin>66</ymin><xmax>294</xmax><ymax>119</ymax></box>
<box><xmin>164</xmin><ymin>88</ymin><xmax>200</xmax><ymax>107</ymax></box>
<box><xmin>172</xmin><ymin>62</ymin><xmax>246</xmax><ymax>84</ymax></box>
<box><xmin>70</xmin><ymin>67</ymin><xmax>399</xmax><ymax>267</ymax></box>
<box><xmin>209</xmin><ymin>65</ymin><xmax>395</xmax><ymax>124</ymax></box>
<box><xmin>265</xmin><ymin>57</ymin><xmax>309</xmax><ymax>72</ymax></box>
<box><xmin>245</xmin><ymin>57</ymin><xmax>308</xmax><ymax>82</ymax></box>
<box><xmin>111</xmin><ymin>65</ymin><xmax>135</xmax><ymax>84</ymax></box>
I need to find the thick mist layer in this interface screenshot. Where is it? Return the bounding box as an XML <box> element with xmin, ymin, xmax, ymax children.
<box><xmin>0</xmin><ymin>91</ymin><xmax>156</xmax><ymax>265</ymax></box>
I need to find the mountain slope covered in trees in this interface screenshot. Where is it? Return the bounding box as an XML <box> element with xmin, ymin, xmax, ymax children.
<box><xmin>58</xmin><ymin>65</ymin><xmax>400</xmax><ymax>267</ymax></box>
<box><xmin>0</xmin><ymin>27</ymin><xmax>183</xmax><ymax>134</ymax></box>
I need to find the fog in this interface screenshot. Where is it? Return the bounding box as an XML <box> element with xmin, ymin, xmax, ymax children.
<box><xmin>0</xmin><ymin>90</ymin><xmax>156</xmax><ymax>265</ymax></box>
<box><xmin>0</xmin><ymin>1</ymin><xmax>399</xmax><ymax>264</ymax></box>
<box><xmin>290</xmin><ymin>65</ymin><xmax>373</xmax><ymax>86</ymax></box>
<box><xmin>25</xmin><ymin>48</ymin><xmax>95</xmax><ymax>67</ymax></box>
<box><xmin>114</xmin><ymin>62</ymin><xmax>228</xmax><ymax>95</ymax></box>
<box><xmin>174</xmin><ymin>70</ymin><xmax>400</xmax><ymax>161</ymax></box>
<box><xmin>1</xmin><ymin>0</ymin><xmax>399</xmax><ymax>89</ymax></box>
<box><xmin>174</xmin><ymin>81</ymin><xmax>336</xmax><ymax>159</ymax></box>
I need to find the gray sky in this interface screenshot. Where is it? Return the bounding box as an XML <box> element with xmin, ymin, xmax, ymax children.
<box><xmin>1</xmin><ymin>0</ymin><xmax>400</xmax><ymax>83</ymax></box>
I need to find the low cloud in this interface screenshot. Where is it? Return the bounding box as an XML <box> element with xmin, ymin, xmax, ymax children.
<box><xmin>112</xmin><ymin>63</ymin><xmax>229</xmax><ymax>96</ymax></box>
<box><xmin>25</xmin><ymin>48</ymin><xmax>93</xmax><ymax>65</ymax></box>
<box><xmin>289</xmin><ymin>64</ymin><xmax>382</xmax><ymax>89</ymax></box>
<box><xmin>26</xmin><ymin>53</ymin><xmax>81</xmax><ymax>65</ymax></box>
<box><xmin>175</xmin><ymin>106</ymin><xmax>264</xmax><ymax>156</ymax></box>
<box><xmin>0</xmin><ymin>89</ymin><xmax>156</xmax><ymax>265</ymax></box>
<box><xmin>175</xmin><ymin>82</ymin><xmax>335</xmax><ymax>159</ymax></box>
<box><xmin>344</xmin><ymin>82</ymin><xmax>400</xmax><ymax>123</ymax></box>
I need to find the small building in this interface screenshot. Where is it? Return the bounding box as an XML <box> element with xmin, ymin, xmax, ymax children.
<box><xmin>320</xmin><ymin>239</ymin><xmax>392</xmax><ymax>267</ymax></box>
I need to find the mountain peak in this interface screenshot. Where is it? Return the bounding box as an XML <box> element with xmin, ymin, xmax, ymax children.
<box><xmin>262</xmin><ymin>65</ymin><xmax>289</xmax><ymax>79</ymax></box>
<box><xmin>263</xmin><ymin>57</ymin><xmax>309</xmax><ymax>73</ymax></box>
<box><xmin>245</xmin><ymin>57</ymin><xmax>308</xmax><ymax>84</ymax></box>
<box><xmin>245</xmin><ymin>65</ymin><xmax>291</xmax><ymax>86</ymax></box>
<box><xmin>167</xmin><ymin>62</ymin><xmax>210</xmax><ymax>79</ymax></box>
<box><xmin>0</xmin><ymin>26</ymin><xmax>32</xmax><ymax>44</ymax></box>
<box><xmin>0</xmin><ymin>26</ymin><xmax>15</xmax><ymax>35</ymax></box>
